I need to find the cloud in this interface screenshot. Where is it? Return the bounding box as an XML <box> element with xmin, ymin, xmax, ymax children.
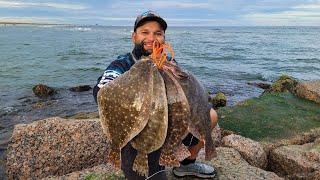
<box><xmin>1</xmin><ymin>0</ymin><xmax>319</xmax><ymax>26</ymax></box>
<box><xmin>241</xmin><ymin>1</ymin><xmax>320</xmax><ymax>26</ymax></box>
<box><xmin>0</xmin><ymin>0</ymin><xmax>88</xmax><ymax>10</ymax></box>
<box><xmin>110</xmin><ymin>0</ymin><xmax>211</xmax><ymax>9</ymax></box>
<box><xmin>292</xmin><ymin>2</ymin><xmax>320</xmax><ymax>10</ymax></box>
<box><xmin>243</xmin><ymin>11</ymin><xmax>320</xmax><ymax>25</ymax></box>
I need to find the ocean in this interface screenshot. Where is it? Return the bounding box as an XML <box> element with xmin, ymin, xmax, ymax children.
<box><xmin>0</xmin><ymin>25</ymin><xmax>319</xmax><ymax>175</ymax></box>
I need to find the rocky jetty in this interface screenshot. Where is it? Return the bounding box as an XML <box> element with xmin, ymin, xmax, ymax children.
<box><xmin>5</xmin><ymin>77</ymin><xmax>320</xmax><ymax>179</ymax></box>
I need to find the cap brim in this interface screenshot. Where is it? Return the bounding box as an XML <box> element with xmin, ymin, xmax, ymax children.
<box><xmin>135</xmin><ymin>16</ymin><xmax>167</xmax><ymax>31</ymax></box>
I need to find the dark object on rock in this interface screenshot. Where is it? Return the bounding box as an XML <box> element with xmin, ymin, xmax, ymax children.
<box><xmin>210</xmin><ymin>92</ymin><xmax>227</xmax><ymax>109</ymax></box>
<box><xmin>263</xmin><ymin>75</ymin><xmax>298</xmax><ymax>94</ymax></box>
<box><xmin>69</xmin><ymin>85</ymin><xmax>92</xmax><ymax>92</ymax></box>
<box><xmin>221</xmin><ymin>128</ymin><xmax>235</xmax><ymax>138</ymax></box>
<box><xmin>32</xmin><ymin>84</ymin><xmax>56</xmax><ymax>97</ymax></box>
<box><xmin>247</xmin><ymin>82</ymin><xmax>271</xmax><ymax>90</ymax></box>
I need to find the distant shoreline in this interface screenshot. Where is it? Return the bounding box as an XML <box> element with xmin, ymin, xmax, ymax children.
<box><xmin>0</xmin><ymin>22</ymin><xmax>70</xmax><ymax>26</ymax></box>
<box><xmin>1</xmin><ymin>22</ymin><xmax>320</xmax><ymax>28</ymax></box>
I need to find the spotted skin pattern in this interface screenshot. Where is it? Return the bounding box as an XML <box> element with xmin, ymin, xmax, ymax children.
<box><xmin>97</xmin><ymin>59</ymin><xmax>154</xmax><ymax>169</ymax></box>
<box><xmin>131</xmin><ymin>63</ymin><xmax>168</xmax><ymax>177</ymax></box>
<box><xmin>159</xmin><ymin>70</ymin><xmax>191</xmax><ymax>167</ymax></box>
<box><xmin>163</xmin><ymin>61</ymin><xmax>217</xmax><ymax>161</ymax></box>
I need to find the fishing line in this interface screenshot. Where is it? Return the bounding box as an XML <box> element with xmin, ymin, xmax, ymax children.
<box><xmin>145</xmin><ymin>169</ymin><xmax>171</xmax><ymax>180</ymax></box>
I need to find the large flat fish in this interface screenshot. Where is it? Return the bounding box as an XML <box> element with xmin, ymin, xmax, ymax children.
<box><xmin>130</xmin><ymin>64</ymin><xmax>168</xmax><ymax>177</ymax></box>
<box><xmin>159</xmin><ymin>70</ymin><xmax>191</xmax><ymax>167</ymax></box>
<box><xmin>163</xmin><ymin>61</ymin><xmax>216</xmax><ymax>161</ymax></box>
<box><xmin>97</xmin><ymin>59</ymin><xmax>154</xmax><ymax>169</ymax></box>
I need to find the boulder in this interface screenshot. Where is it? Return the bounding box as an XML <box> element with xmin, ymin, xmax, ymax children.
<box><xmin>222</xmin><ymin>134</ymin><xmax>267</xmax><ymax>169</ymax></box>
<box><xmin>6</xmin><ymin>116</ymin><xmax>223</xmax><ymax>179</ymax></box>
<box><xmin>6</xmin><ymin>117</ymin><xmax>109</xmax><ymax>179</ymax></box>
<box><xmin>212</xmin><ymin>124</ymin><xmax>222</xmax><ymax>146</ymax></box>
<box><xmin>210</xmin><ymin>92</ymin><xmax>227</xmax><ymax>109</ymax></box>
<box><xmin>263</xmin><ymin>127</ymin><xmax>320</xmax><ymax>155</ymax></box>
<box><xmin>197</xmin><ymin>147</ymin><xmax>281</xmax><ymax>179</ymax></box>
<box><xmin>269</xmin><ymin>138</ymin><xmax>320</xmax><ymax>179</ymax></box>
<box><xmin>46</xmin><ymin>147</ymin><xmax>282</xmax><ymax>180</ymax></box>
<box><xmin>263</xmin><ymin>75</ymin><xmax>298</xmax><ymax>94</ymax></box>
<box><xmin>295</xmin><ymin>80</ymin><xmax>320</xmax><ymax>104</ymax></box>
<box><xmin>69</xmin><ymin>85</ymin><xmax>92</xmax><ymax>92</ymax></box>
<box><xmin>32</xmin><ymin>84</ymin><xmax>56</xmax><ymax>97</ymax></box>
<box><xmin>247</xmin><ymin>81</ymin><xmax>271</xmax><ymax>90</ymax></box>
<box><xmin>43</xmin><ymin>164</ymin><xmax>124</xmax><ymax>180</ymax></box>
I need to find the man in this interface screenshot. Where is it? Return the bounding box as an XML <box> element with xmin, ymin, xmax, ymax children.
<box><xmin>93</xmin><ymin>10</ymin><xmax>218</xmax><ymax>179</ymax></box>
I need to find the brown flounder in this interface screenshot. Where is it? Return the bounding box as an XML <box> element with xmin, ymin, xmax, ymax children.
<box><xmin>130</xmin><ymin>63</ymin><xmax>168</xmax><ymax>177</ymax></box>
<box><xmin>97</xmin><ymin>59</ymin><xmax>154</xmax><ymax>169</ymax></box>
<box><xmin>159</xmin><ymin>70</ymin><xmax>191</xmax><ymax>167</ymax></box>
<box><xmin>163</xmin><ymin>61</ymin><xmax>217</xmax><ymax>161</ymax></box>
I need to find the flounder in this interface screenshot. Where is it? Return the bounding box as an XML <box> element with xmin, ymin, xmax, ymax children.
<box><xmin>130</xmin><ymin>57</ymin><xmax>168</xmax><ymax>177</ymax></box>
<box><xmin>97</xmin><ymin>59</ymin><xmax>155</xmax><ymax>169</ymax></box>
<box><xmin>159</xmin><ymin>69</ymin><xmax>191</xmax><ymax>167</ymax></box>
<box><xmin>163</xmin><ymin>61</ymin><xmax>217</xmax><ymax>160</ymax></box>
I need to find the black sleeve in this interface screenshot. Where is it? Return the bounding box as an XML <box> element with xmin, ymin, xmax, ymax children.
<box><xmin>92</xmin><ymin>59</ymin><xmax>129</xmax><ymax>103</ymax></box>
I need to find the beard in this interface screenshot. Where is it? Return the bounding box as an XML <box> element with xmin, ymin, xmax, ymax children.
<box><xmin>132</xmin><ymin>41</ymin><xmax>152</xmax><ymax>60</ymax></box>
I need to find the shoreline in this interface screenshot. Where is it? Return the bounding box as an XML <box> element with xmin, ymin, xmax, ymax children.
<box><xmin>0</xmin><ymin>22</ymin><xmax>70</xmax><ymax>26</ymax></box>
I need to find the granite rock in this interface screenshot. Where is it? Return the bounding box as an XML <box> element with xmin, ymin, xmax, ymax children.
<box><xmin>222</xmin><ymin>134</ymin><xmax>268</xmax><ymax>169</ymax></box>
<box><xmin>43</xmin><ymin>163</ymin><xmax>124</xmax><ymax>180</ymax></box>
<box><xmin>269</xmin><ymin>139</ymin><xmax>320</xmax><ymax>179</ymax></box>
<box><xmin>188</xmin><ymin>147</ymin><xmax>281</xmax><ymax>180</ymax></box>
<box><xmin>6</xmin><ymin>117</ymin><xmax>109</xmax><ymax>179</ymax></box>
<box><xmin>47</xmin><ymin>147</ymin><xmax>282</xmax><ymax>180</ymax></box>
<box><xmin>295</xmin><ymin>80</ymin><xmax>320</xmax><ymax>104</ymax></box>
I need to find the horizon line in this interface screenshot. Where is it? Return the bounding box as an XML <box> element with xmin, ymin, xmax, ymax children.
<box><xmin>1</xmin><ymin>22</ymin><xmax>320</xmax><ymax>27</ymax></box>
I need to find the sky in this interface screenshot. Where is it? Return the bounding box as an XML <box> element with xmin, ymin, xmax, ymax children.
<box><xmin>0</xmin><ymin>0</ymin><xmax>320</xmax><ymax>26</ymax></box>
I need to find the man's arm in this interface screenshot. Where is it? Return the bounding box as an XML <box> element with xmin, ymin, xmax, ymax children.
<box><xmin>93</xmin><ymin>69</ymin><xmax>122</xmax><ymax>103</ymax></box>
<box><xmin>93</xmin><ymin>60</ymin><xmax>128</xmax><ymax>103</ymax></box>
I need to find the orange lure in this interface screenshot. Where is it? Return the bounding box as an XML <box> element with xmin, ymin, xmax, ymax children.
<box><xmin>150</xmin><ymin>41</ymin><xmax>174</xmax><ymax>69</ymax></box>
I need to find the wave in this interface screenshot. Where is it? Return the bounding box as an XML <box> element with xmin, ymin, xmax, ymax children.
<box><xmin>67</xmin><ymin>50</ymin><xmax>90</xmax><ymax>56</ymax></box>
<box><xmin>220</xmin><ymin>47</ymin><xmax>248</xmax><ymax>52</ymax></box>
<box><xmin>295</xmin><ymin>58</ymin><xmax>319</xmax><ymax>63</ymax></box>
<box><xmin>69</xmin><ymin>27</ymin><xmax>92</xmax><ymax>32</ymax></box>
<box><xmin>204</xmin><ymin>55</ymin><xmax>244</xmax><ymax>61</ymax></box>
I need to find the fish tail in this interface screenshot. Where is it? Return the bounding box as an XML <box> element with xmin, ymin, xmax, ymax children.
<box><xmin>107</xmin><ymin>148</ymin><xmax>121</xmax><ymax>169</ymax></box>
<box><xmin>159</xmin><ymin>151</ymin><xmax>180</xmax><ymax>167</ymax></box>
<box><xmin>133</xmin><ymin>152</ymin><xmax>149</xmax><ymax>177</ymax></box>
<box><xmin>175</xmin><ymin>144</ymin><xmax>191</xmax><ymax>161</ymax></box>
<box><xmin>205</xmin><ymin>134</ymin><xmax>217</xmax><ymax>160</ymax></box>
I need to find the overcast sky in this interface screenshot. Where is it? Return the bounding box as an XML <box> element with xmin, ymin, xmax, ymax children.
<box><xmin>1</xmin><ymin>0</ymin><xmax>320</xmax><ymax>26</ymax></box>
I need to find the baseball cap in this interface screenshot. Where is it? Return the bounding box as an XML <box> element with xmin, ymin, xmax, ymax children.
<box><xmin>134</xmin><ymin>10</ymin><xmax>167</xmax><ymax>32</ymax></box>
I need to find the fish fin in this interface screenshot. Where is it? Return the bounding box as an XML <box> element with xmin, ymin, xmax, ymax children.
<box><xmin>107</xmin><ymin>148</ymin><xmax>121</xmax><ymax>170</ymax></box>
<box><xmin>175</xmin><ymin>144</ymin><xmax>191</xmax><ymax>162</ymax></box>
<box><xmin>159</xmin><ymin>151</ymin><xmax>180</xmax><ymax>167</ymax></box>
<box><xmin>205</xmin><ymin>135</ymin><xmax>217</xmax><ymax>160</ymax></box>
<box><xmin>132</xmin><ymin>152</ymin><xmax>148</xmax><ymax>177</ymax></box>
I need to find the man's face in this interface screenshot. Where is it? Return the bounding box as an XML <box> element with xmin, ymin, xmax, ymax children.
<box><xmin>132</xmin><ymin>21</ymin><xmax>165</xmax><ymax>55</ymax></box>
